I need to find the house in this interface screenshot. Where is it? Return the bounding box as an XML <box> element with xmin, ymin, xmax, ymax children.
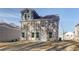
<box><xmin>0</xmin><ymin>22</ymin><xmax>20</xmax><ymax>42</ymax></box>
<box><xmin>64</xmin><ymin>32</ymin><xmax>74</xmax><ymax>40</ymax></box>
<box><xmin>74</xmin><ymin>24</ymin><xmax>79</xmax><ymax>41</ymax></box>
<box><xmin>20</xmin><ymin>8</ymin><xmax>60</xmax><ymax>42</ymax></box>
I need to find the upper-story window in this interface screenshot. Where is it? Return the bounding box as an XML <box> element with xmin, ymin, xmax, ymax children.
<box><xmin>23</xmin><ymin>25</ymin><xmax>26</xmax><ymax>29</ymax></box>
<box><xmin>28</xmin><ymin>15</ymin><xmax>30</xmax><ymax>18</ymax></box>
<box><xmin>24</xmin><ymin>14</ymin><xmax>31</xmax><ymax>20</ymax></box>
<box><xmin>26</xmin><ymin>10</ymin><xmax>29</xmax><ymax>13</ymax></box>
<box><xmin>22</xmin><ymin>9</ymin><xmax>33</xmax><ymax>20</ymax></box>
<box><xmin>24</xmin><ymin>14</ymin><xmax>27</xmax><ymax>20</ymax></box>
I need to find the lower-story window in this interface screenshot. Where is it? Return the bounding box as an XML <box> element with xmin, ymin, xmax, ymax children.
<box><xmin>32</xmin><ymin>32</ymin><xmax>34</xmax><ymax>38</ymax></box>
<box><xmin>49</xmin><ymin>32</ymin><xmax>52</xmax><ymax>38</ymax></box>
<box><xmin>36</xmin><ymin>32</ymin><xmax>39</xmax><ymax>38</ymax></box>
<box><xmin>22</xmin><ymin>32</ymin><xmax>25</xmax><ymax>37</ymax></box>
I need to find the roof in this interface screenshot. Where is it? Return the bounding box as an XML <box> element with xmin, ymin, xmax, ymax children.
<box><xmin>75</xmin><ymin>24</ymin><xmax>79</xmax><ymax>27</ymax></box>
<box><xmin>40</xmin><ymin>15</ymin><xmax>59</xmax><ymax>21</ymax></box>
<box><xmin>0</xmin><ymin>23</ymin><xmax>20</xmax><ymax>29</ymax></box>
<box><xmin>21</xmin><ymin>8</ymin><xmax>32</xmax><ymax>14</ymax></box>
<box><xmin>41</xmin><ymin>15</ymin><xmax>58</xmax><ymax>19</ymax></box>
<box><xmin>21</xmin><ymin>8</ymin><xmax>60</xmax><ymax>21</ymax></box>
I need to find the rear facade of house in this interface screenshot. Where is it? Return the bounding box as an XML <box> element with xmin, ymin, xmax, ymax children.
<box><xmin>20</xmin><ymin>8</ymin><xmax>60</xmax><ymax>42</ymax></box>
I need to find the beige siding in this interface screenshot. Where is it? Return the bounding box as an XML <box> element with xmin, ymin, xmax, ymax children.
<box><xmin>0</xmin><ymin>24</ymin><xmax>21</xmax><ymax>42</ymax></box>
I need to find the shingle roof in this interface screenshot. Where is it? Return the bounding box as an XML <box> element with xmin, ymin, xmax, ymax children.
<box><xmin>0</xmin><ymin>23</ymin><xmax>19</xmax><ymax>29</ymax></box>
<box><xmin>75</xmin><ymin>24</ymin><xmax>79</xmax><ymax>27</ymax></box>
<box><xmin>21</xmin><ymin>8</ymin><xmax>59</xmax><ymax>21</ymax></box>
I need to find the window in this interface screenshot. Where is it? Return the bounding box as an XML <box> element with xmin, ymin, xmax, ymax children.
<box><xmin>32</xmin><ymin>32</ymin><xmax>34</xmax><ymax>38</ymax></box>
<box><xmin>23</xmin><ymin>25</ymin><xmax>26</xmax><ymax>29</ymax></box>
<box><xmin>25</xmin><ymin>14</ymin><xmax>27</xmax><ymax>20</ymax></box>
<box><xmin>49</xmin><ymin>32</ymin><xmax>52</xmax><ymax>38</ymax></box>
<box><xmin>28</xmin><ymin>15</ymin><xmax>30</xmax><ymax>19</ymax></box>
<box><xmin>22</xmin><ymin>32</ymin><xmax>25</xmax><ymax>37</ymax></box>
<box><xmin>27</xmin><ymin>10</ymin><xmax>29</xmax><ymax>13</ymax></box>
<box><xmin>28</xmin><ymin>15</ymin><xmax>30</xmax><ymax>18</ymax></box>
<box><xmin>36</xmin><ymin>32</ymin><xmax>39</xmax><ymax>38</ymax></box>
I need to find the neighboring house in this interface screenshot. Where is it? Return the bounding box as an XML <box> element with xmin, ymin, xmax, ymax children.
<box><xmin>74</xmin><ymin>24</ymin><xmax>79</xmax><ymax>41</ymax></box>
<box><xmin>0</xmin><ymin>23</ymin><xmax>20</xmax><ymax>42</ymax></box>
<box><xmin>64</xmin><ymin>32</ymin><xmax>74</xmax><ymax>40</ymax></box>
<box><xmin>20</xmin><ymin>8</ymin><xmax>60</xmax><ymax>42</ymax></box>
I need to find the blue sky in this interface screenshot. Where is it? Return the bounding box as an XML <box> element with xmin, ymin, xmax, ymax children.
<box><xmin>0</xmin><ymin>8</ymin><xmax>79</xmax><ymax>32</ymax></box>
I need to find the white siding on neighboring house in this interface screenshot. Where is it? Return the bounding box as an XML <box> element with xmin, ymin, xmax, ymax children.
<box><xmin>74</xmin><ymin>24</ymin><xmax>79</xmax><ymax>41</ymax></box>
<box><xmin>64</xmin><ymin>32</ymin><xmax>74</xmax><ymax>40</ymax></box>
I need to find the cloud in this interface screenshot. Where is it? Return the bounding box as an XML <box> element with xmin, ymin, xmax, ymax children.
<box><xmin>0</xmin><ymin>12</ymin><xmax>20</xmax><ymax>19</ymax></box>
<box><xmin>0</xmin><ymin>8</ymin><xmax>21</xmax><ymax>26</ymax></box>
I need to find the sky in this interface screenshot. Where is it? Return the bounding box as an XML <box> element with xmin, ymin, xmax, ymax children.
<box><xmin>0</xmin><ymin>8</ymin><xmax>79</xmax><ymax>33</ymax></box>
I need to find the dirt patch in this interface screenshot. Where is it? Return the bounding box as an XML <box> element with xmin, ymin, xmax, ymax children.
<box><xmin>64</xmin><ymin>44</ymin><xmax>78</xmax><ymax>51</ymax></box>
